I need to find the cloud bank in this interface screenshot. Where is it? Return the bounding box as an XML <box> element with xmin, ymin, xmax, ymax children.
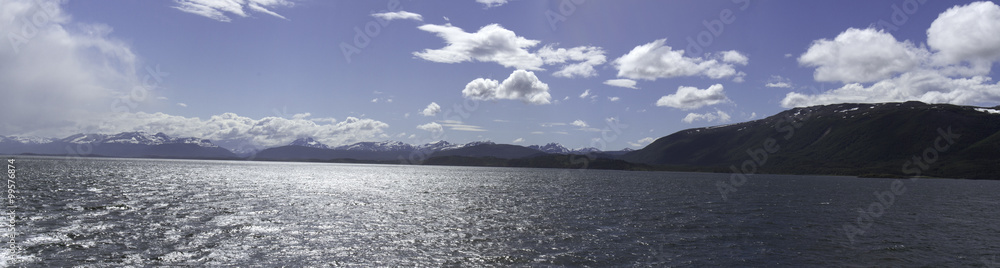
<box><xmin>784</xmin><ymin>1</ymin><xmax>1000</xmax><ymax>108</ymax></box>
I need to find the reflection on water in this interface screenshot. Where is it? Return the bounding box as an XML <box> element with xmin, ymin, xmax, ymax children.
<box><xmin>3</xmin><ymin>157</ymin><xmax>1000</xmax><ymax>266</ymax></box>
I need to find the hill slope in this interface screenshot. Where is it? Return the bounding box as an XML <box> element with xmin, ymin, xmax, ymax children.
<box><xmin>622</xmin><ymin>101</ymin><xmax>1000</xmax><ymax>179</ymax></box>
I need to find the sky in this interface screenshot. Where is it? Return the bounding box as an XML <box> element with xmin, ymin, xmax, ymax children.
<box><xmin>2</xmin><ymin>0</ymin><xmax>1000</xmax><ymax>151</ymax></box>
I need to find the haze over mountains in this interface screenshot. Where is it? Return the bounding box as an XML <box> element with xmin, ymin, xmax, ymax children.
<box><xmin>3</xmin><ymin>102</ymin><xmax>999</xmax><ymax>179</ymax></box>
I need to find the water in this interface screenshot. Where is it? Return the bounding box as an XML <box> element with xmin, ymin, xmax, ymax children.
<box><xmin>2</xmin><ymin>156</ymin><xmax>999</xmax><ymax>266</ymax></box>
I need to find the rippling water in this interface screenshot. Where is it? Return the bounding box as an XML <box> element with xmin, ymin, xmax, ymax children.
<box><xmin>1</xmin><ymin>156</ymin><xmax>999</xmax><ymax>266</ymax></box>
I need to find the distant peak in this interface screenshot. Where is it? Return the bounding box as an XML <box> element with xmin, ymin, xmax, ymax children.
<box><xmin>289</xmin><ymin>137</ymin><xmax>329</xmax><ymax>149</ymax></box>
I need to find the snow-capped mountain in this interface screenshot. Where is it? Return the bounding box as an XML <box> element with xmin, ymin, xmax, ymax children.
<box><xmin>415</xmin><ymin>140</ymin><xmax>463</xmax><ymax>152</ymax></box>
<box><xmin>289</xmin><ymin>137</ymin><xmax>329</xmax><ymax>149</ymax></box>
<box><xmin>0</xmin><ymin>136</ymin><xmax>54</xmax><ymax>144</ymax></box>
<box><xmin>57</xmin><ymin>132</ymin><xmax>220</xmax><ymax>148</ymax></box>
<box><xmin>333</xmin><ymin>141</ymin><xmax>415</xmax><ymax>152</ymax></box>
<box><xmin>0</xmin><ymin>132</ymin><xmax>233</xmax><ymax>159</ymax></box>
<box><xmin>170</xmin><ymin>137</ymin><xmax>219</xmax><ymax>148</ymax></box>
<box><xmin>61</xmin><ymin>133</ymin><xmax>112</xmax><ymax>144</ymax></box>
<box><xmin>528</xmin><ymin>143</ymin><xmax>571</xmax><ymax>154</ymax></box>
<box><xmin>102</xmin><ymin>132</ymin><xmax>171</xmax><ymax>145</ymax></box>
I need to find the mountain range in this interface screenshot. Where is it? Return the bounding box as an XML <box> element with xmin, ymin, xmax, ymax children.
<box><xmin>0</xmin><ymin>132</ymin><xmax>236</xmax><ymax>159</ymax></box>
<box><xmin>2</xmin><ymin>101</ymin><xmax>998</xmax><ymax>179</ymax></box>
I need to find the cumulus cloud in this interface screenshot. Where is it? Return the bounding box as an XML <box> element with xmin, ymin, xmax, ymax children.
<box><xmin>608</xmin><ymin>96</ymin><xmax>620</xmax><ymax>102</ymax></box>
<box><xmin>785</xmin><ymin>2</ymin><xmax>1000</xmax><ymax>108</ymax></box>
<box><xmin>416</xmin><ymin>122</ymin><xmax>443</xmax><ymax>133</ymax></box>
<box><xmin>371</xmin><ymin>10</ymin><xmax>423</xmax><ymax>21</ymax></box>
<box><xmin>927</xmin><ymin>1</ymin><xmax>1000</xmax><ymax>65</ymax></box>
<box><xmin>720</xmin><ymin>50</ymin><xmax>749</xmax><ymax>65</ymax></box>
<box><xmin>177</xmin><ymin>103</ymin><xmax>188</xmax><ymax>107</ymax></box>
<box><xmin>414</xmin><ymin>23</ymin><xmax>543</xmax><ymax>70</ymax></box>
<box><xmin>765</xmin><ymin>75</ymin><xmax>793</xmax><ymax>88</ymax></box>
<box><xmin>656</xmin><ymin>84</ymin><xmax>730</xmax><ymax>110</ymax></box>
<box><xmin>604</xmin><ymin>79</ymin><xmax>638</xmax><ymax>89</ymax></box>
<box><xmin>421</xmin><ymin>102</ymin><xmax>441</xmax><ymax>116</ymax></box>
<box><xmin>537</xmin><ymin>45</ymin><xmax>607</xmax><ymax>78</ymax></box>
<box><xmin>570</xmin><ymin>120</ymin><xmax>588</xmax><ymax>128</ymax></box>
<box><xmin>682</xmin><ymin>110</ymin><xmax>732</xmax><ymax>124</ymax></box>
<box><xmin>462</xmin><ymin>70</ymin><xmax>551</xmax><ymax>104</ymax></box>
<box><xmin>612</xmin><ymin>39</ymin><xmax>748</xmax><ymax>80</ymax></box>
<box><xmin>579</xmin><ymin>89</ymin><xmax>591</xmax><ymax>98</ymax></box>
<box><xmin>173</xmin><ymin>0</ymin><xmax>294</xmax><ymax>22</ymax></box>
<box><xmin>798</xmin><ymin>28</ymin><xmax>926</xmax><ymax>83</ymax></box>
<box><xmin>414</xmin><ymin>23</ymin><xmax>608</xmax><ymax>76</ymax></box>
<box><xmin>476</xmin><ymin>0</ymin><xmax>508</xmax><ymax>8</ymax></box>
<box><xmin>512</xmin><ymin>137</ymin><xmax>524</xmax><ymax>143</ymax></box>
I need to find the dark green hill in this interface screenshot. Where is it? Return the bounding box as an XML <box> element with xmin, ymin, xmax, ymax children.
<box><xmin>622</xmin><ymin>101</ymin><xmax>1000</xmax><ymax>179</ymax></box>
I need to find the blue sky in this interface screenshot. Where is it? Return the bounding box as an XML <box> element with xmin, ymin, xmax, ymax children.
<box><xmin>3</xmin><ymin>0</ymin><xmax>1000</xmax><ymax>151</ymax></box>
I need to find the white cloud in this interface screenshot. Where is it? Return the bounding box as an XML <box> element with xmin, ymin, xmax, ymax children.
<box><xmin>570</xmin><ymin>120</ymin><xmax>588</xmax><ymax>128</ymax></box>
<box><xmin>414</xmin><ymin>24</ymin><xmax>608</xmax><ymax>76</ymax></box>
<box><xmin>682</xmin><ymin>110</ymin><xmax>732</xmax><ymax>124</ymax></box>
<box><xmin>781</xmin><ymin>70</ymin><xmax>1000</xmax><ymax>108</ymax></box>
<box><xmin>73</xmin><ymin>112</ymin><xmax>388</xmax><ymax>150</ymax></box>
<box><xmin>928</xmin><ymin>1</ymin><xmax>1000</xmax><ymax>66</ymax></box>
<box><xmin>732</xmin><ymin>71</ymin><xmax>746</xmax><ymax>83</ymax></box>
<box><xmin>627</xmin><ymin>137</ymin><xmax>656</xmax><ymax>147</ymax></box>
<box><xmin>540</xmin><ymin>122</ymin><xmax>566</xmax><ymax>127</ymax></box>
<box><xmin>173</xmin><ymin>0</ymin><xmax>294</xmax><ymax>22</ymax></box>
<box><xmin>579</xmin><ymin>89</ymin><xmax>591</xmax><ymax>98</ymax></box>
<box><xmin>414</xmin><ymin>23</ymin><xmax>543</xmax><ymax>70</ymax></box>
<box><xmin>748</xmin><ymin>112</ymin><xmax>758</xmax><ymax>119</ymax></box>
<box><xmin>371</xmin><ymin>11</ymin><xmax>423</xmax><ymax>21</ymax></box>
<box><xmin>604</xmin><ymin>79</ymin><xmax>638</xmax><ymax>89</ymax></box>
<box><xmin>420</xmin><ymin>102</ymin><xmax>441</xmax><ymax>116</ymax></box>
<box><xmin>530</xmin><ymin>131</ymin><xmax>544</xmax><ymax>134</ymax></box>
<box><xmin>612</xmin><ymin>39</ymin><xmax>748</xmax><ymax>80</ymax></box>
<box><xmin>417</xmin><ymin>122</ymin><xmax>443</xmax><ymax>133</ymax></box>
<box><xmin>476</xmin><ymin>0</ymin><xmax>508</xmax><ymax>8</ymax></box>
<box><xmin>720</xmin><ymin>50</ymin><xmax>749</xmax><ymax>65</ymax></box>
<box><xmin>608</xmin><ymin>96</ymin><xmax>620</xmax><ymax>102</ymax></box>
<box><xmin>462</xmin><ymin>69</ymin><xmax>551</xmax><ymax>104</ymax></box>
<box><xmin>537</xmin><ymin>45</ymin><xmax>607</xmax><ymax>78</ymax></box>
<box><xmin>656</xmin><ymin>84</ymin><xmax>730</xmax><ymax>110</ymax></box>
<box><xmin>799</xmin><ymin>28</ymin><xmax>926</xmax><ymax>83</ymax></box>
<box><xmin>177</xmin><ymin>103</ymin><xmax>188</xmax><ymax>107</ymax></box>
<box><xmin>765</xmin><ymin>75</ymin><xmax>793</xmax><ymax>88</ymax></box>
<box><xmin>438</xmin><ymin>120</ymin><xmax>486</xmax><ymax>132</ymax></box>
<box><xmin>512</xmin><ymin>137</ymin><xmax>524</xmax><ymax>143</ymax></box>
<box><xmin>785</xmin><ymin>2</ymin><xmax>1000</xmax><ymax>108</ymax></box>
<box><xmin>765</xmin><ymin>82</ymin><xmax>791</xmax><ymax>88</ymax></box>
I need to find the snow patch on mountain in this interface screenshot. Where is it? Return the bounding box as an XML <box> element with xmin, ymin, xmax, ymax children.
<box><xmin>289</xmin><ymin>137</ymin><xmax>330</xmax><ymax>149</ymax></box>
